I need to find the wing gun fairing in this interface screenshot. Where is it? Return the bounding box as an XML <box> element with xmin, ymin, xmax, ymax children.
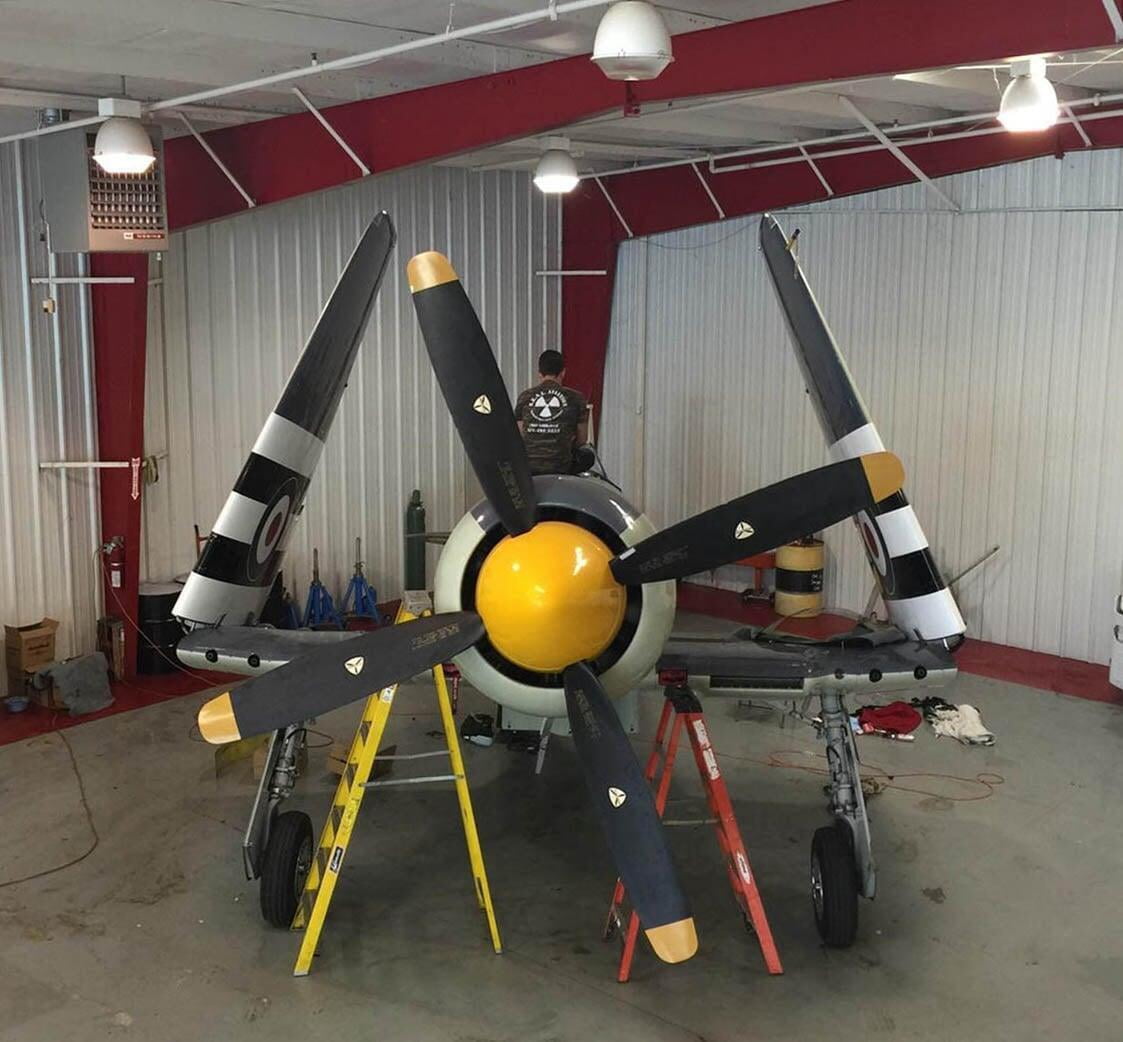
<box><xmin>759</xmin><ymin>214</ymin><xmax>966</xmax><ymax>649</ymax></box>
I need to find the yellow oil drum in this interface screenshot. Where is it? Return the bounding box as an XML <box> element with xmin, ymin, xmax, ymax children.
<box><xmin>774</xmin><ymin>539</ymin><xmax>824</xmax><ymax>619</ymax></box>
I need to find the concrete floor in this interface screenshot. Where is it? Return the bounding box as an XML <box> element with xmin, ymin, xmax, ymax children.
<box><xmin>2</xmin><ymin>616</ymin><xmax>1122</xmax><ymax>1041</ymax></box>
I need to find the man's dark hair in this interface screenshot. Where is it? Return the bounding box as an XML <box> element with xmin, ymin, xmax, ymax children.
<box><xmin>538</xmin><ymin>349</ymin><xmax>564</xmax><ymax>376</ymax></box>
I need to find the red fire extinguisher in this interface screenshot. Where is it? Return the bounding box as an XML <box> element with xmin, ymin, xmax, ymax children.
<box><xmin>102</xmin><ymin>534</ymin><xmax>126</xmax><ymax>594</ymax></box>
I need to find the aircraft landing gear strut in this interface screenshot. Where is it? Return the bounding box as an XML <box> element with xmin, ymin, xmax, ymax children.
<box><xmin>810</xmin><ymin>687</ymin><xmax>874</xmax><ymax>947</ymax></box>
<box><xmin>242</xmin><ymin>723</ymin><xmax>312</xmax><ymax>925</ymax></box>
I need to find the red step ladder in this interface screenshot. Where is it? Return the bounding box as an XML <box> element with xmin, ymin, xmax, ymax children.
<box><xmin>603</xmin><ymin>679</ymin><xmax>784</xmax><ymax>982</ymax></box>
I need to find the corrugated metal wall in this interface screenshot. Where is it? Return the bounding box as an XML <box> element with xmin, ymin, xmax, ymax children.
<box><xmin>143</xmin><ymin>166</ymin><xmax>561</xmax><ymax>606</ymax></box>
<box><xmin>601</xmin><ymin>150</ymin><xmax>1123</xmax><ymax>665</ymax></box>
<box><xmin>0</xmin><ymin>141</ymin><xmax>102</xmax><ymax>668</ymax></box>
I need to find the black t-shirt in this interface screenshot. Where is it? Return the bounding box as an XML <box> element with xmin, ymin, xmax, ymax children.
<box><xmin>515</xmin><ymin>379</ymin><xmax>589</xmax><ymax>475</ymax></box>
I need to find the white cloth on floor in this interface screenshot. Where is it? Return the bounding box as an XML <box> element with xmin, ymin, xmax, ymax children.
<box><xmin>930</xmin><ymin>703</ymin><xmax>994</xmax><ymax>746</ymax></box>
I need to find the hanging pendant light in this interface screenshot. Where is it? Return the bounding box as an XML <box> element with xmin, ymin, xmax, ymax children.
<box><xmin>534</xmin><ymin>139</ymin><xmax>580</xmax><ymax>194</ymax></box>
<box><xmin>998</xmin><ymin>57</ymin><xmax>1059</xmax><ymax>133</ymax></box>
<box><xmin>94</xmin><ymin>100</ymin><xmax>156</xmax><ymax>174</ymax></box>
<box><xmin>592</xmin><ymin>1</ymin><xmax>673</xmax><ymax>82</ymax></box>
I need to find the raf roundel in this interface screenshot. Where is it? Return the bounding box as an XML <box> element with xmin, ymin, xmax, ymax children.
<box><xmin>255</xmin><ymin>495</ymin><xmax>292</xmax><ymax>565</ymax></box>
<box><xmin>857</xmin><ymin>510</ymin><xmax>889</xmax><ymax>580</ymax></box>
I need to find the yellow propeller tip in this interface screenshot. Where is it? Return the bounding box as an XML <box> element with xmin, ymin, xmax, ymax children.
<box><xmin>407</xmin><ymin>251</ymin><xmax>458</xmax><ymax>293</ymax></box>
<box><xmin>197</xmin><ymin>691</ymin><xmax>241</xmax><ymax>745</ymax></box>
<box><xmin>860</xmin><ymin>451</ymin><xmax>905</xmax><ymax>504</ymax></box>
<box><xmin>644</xmin><ymin>917</ymin><xmax>699</xmax><ymax>963</ymax></box>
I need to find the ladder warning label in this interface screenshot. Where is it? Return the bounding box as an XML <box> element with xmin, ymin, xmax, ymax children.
<box><xmin>329</xmin><ymin>846</ymin><xmax>344</xmax><ymax>873</ymax></box>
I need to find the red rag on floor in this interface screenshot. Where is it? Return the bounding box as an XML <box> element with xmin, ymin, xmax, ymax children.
<box><xmin>857</xmin><ymin>701</ymin><xmax>922</xmax><ymax>735</ymax></box>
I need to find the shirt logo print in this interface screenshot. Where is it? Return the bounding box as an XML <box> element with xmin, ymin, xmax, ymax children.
<box><xmin>529</xmin><ymin>391</ymin><xmax>565</xmax><ymax>421</ymax></box>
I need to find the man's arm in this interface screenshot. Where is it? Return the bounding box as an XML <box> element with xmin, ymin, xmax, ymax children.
<box><xmin>514</xmin><ymin>390</ymin><xmax>527</xmax><ymax>435</ymax></box>
<box><xmin>575</xmin><ymin>394</ymin><xmax>590</xmax><ymax>445</ymax></box>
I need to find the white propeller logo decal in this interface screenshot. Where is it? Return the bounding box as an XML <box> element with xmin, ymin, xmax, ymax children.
<box><xmin>608</xmin><ymin>787</ymin><xmax>627</xmax><ymax>808</ymax></box>
<box><xmin>734</xmin><ymin>521</ymin><xmax>754</xmax><ymax>540</ymax></box>
<box><xmin>344</xmin><ymin>656</ymin><xmax>365</xmax><ymax>676</ymax></box>
<box><xmin>472</xmin><ymin>395</ymin><xmax>492</xmax><ymax>415</ymax></box>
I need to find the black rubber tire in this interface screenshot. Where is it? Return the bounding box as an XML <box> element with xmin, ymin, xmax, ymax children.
<box><xmin>810</xmin><ymin>824</ymin><xmax>859</xmax><ymax>948</ymax></box>
<box><xmin>259</xmin><ymin>810</ymin><xmax>313</xmax><ymax>927</ymax></box>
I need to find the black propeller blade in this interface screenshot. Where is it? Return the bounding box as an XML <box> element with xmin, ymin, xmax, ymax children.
<box><xmin>197</xmin><ymin>612</ymin><xmax>484</xmax><ymax>743</ymax></box>
<box><xmin>408</xmin><ymin>252</ymin><xmax>537</xmax><ymax>536</ymax></box>
<box><xmin>610</xmin><ymin>452</ymin><xmax>904</xmax><ymax>585</ymax></box>
<box><xmin>563</xmin><ymin>662</ymin><xmax>697</xmax><ymax>964</ymax></box>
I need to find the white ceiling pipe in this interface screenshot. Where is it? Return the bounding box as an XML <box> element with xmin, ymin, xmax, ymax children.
<box><xmin>580</xmin><ymin>87</ymin><xmax>1123</xmax><ymax>182</ymax></box>
<box><xmin>0</xmin><ymin>114</ymin><xmax>106</xmax><ymax>146</ymax></box>
<box><xmin>0</xmin><ymin>86</ymin><xmax>286</xmax><ymax>123</ymax></box>
<box><xmin>146</xmin><ymin>0</ymin><xmax>615</xmax><ymax>113</ymax></box>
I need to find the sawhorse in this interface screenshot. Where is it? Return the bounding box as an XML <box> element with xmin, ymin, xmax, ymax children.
<box><xmin>289</xmin><ymin>590</ymin><xmax>502</xmax><ymax>975</ymax></box>
<box><xmin>604</xmin><ymin>682</ymin><xmax>783</xmax><ymax>981</ymax></box>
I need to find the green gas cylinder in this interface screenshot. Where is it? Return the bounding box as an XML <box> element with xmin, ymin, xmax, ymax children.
<box><xmin>404</xmin><ymin>489</ymin><xmax>427</xmax><ymax>591</ymax></box>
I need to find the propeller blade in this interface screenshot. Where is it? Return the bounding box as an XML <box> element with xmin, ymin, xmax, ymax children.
<box><xmin>197</xmin><ymin>612</ymin><xmax>484</xmax><ymax>743</ymax></box>
<box><xmin>563</xmin><ymin>662</ymin><xmax>697</xmax><ymax>964</ymax></box>
<box><xmin>611</xmin><ymin>452</ymin><xmax>904</xmax><ymax>585</ymax></box>
<box><xmin>408</xmin><ymin>252</ymin><xmax>537</xmax><ymax>535</ymax></box>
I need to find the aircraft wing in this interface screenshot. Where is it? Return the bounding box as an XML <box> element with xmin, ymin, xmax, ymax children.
<box><xmin>658</xmin><ymin>626</ymin><xmax>957</xmax><ymax>700</ymax></box>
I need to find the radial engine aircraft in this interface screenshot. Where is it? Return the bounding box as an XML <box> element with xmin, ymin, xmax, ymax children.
<box><xmin>177</xmin><ymin>210</ymin><xmax>964</xmax><ymax>963</ymax></box>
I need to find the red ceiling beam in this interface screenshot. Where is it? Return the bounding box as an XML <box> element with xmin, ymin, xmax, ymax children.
<box><xmin>560</xmin><ymin>115</ymin><xmax>1123</xmax><ymax>412</ymax></box>
<box><xmin>164</xmin><ymin>0</ymin><xmax>1119</xmax><ymax>229</ymax></box>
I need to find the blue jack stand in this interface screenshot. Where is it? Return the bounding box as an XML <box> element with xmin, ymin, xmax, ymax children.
<box><xmin>303</xmin><ymin>547</ymin><xmax>342</xmax><ymax>628</ymax></box>
<box><xmin>341</xmin><ymin>537</ymin><xmax>380</xmax><ymax>623</ymax></box>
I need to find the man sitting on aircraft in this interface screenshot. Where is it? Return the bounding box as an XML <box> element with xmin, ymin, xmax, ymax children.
<box><xmin>515</xmin><ymin>349</ymin><xmax>589</xmax><ymax>475</ymax></box>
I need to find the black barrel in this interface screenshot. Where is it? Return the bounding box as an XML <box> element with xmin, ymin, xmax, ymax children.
<box><xmin>138</xmin><ymin>582</ymin><xmax>184</xmax><ymax>674</ymax></box>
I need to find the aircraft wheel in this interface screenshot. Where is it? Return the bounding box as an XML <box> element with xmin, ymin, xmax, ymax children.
<box><xmin>810</xmin><ymin>824</ymin><xmax>858</xmax><ymax>948</ymax></box>
<box><xmin>260</xmin><ymin>810</ymin><xmax>313</xmax><ymax>927</ymax></box>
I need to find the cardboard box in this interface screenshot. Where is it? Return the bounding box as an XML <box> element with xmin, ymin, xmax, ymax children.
<box><xmin>5</xmin><ymin>617</ymin><xmax>59</xmax><ymax>674</ymax></box>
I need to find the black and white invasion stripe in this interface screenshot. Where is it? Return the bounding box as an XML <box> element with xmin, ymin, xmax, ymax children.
<box><xmin>173</xmin><ymin>212</ymin><xmax>396</xmax><ymax>627</ymax></box>
<box><xmin>760</xmin><ymin>214</ymin><xmax>965</xmax><ymax>643</ymax></box>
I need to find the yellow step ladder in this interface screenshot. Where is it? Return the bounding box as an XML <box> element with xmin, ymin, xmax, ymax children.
<box><xmin>290</xmin><ymin>590</ymin><xmax>502</xmax><ymax>976</ymax></box>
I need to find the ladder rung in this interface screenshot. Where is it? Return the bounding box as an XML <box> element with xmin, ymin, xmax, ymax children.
<box><xmin>345</xmin><ymin>763</ymin><xmax>356</xmax><ymax>789</ymax></box>
<box><xmin>331</xmin><ymin>805</ymin><xmax>343</xmax><ymax>831</ymax></box>
<box><xmin>359</xmin><ymin>720</ymin><xmax>371</xmax><ymax>743</ymax></box>
<box><xmin>377</xmin><ymin>750</ymin><xmax>450</xmax><ymax>761</ymax></box>
<box><xmin>365</xmin><ymin>773</ymin><xmax>459</xmax><ymax>788</ymax></box>
<box><xmin>316</xmin><ymin>848</ymin><xmax>329</xmax><ymax>874</ymax></box>
<box><xmin>662</xmin><ymin>817</ymin><xmax>719</xmax><ymax>827</ymax></box>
